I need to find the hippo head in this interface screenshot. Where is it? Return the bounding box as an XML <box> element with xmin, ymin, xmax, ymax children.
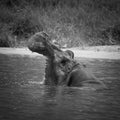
<box><xmin>28</xmin><ymin>32</ymin><xmax>76</xmax><ymax>85</ymax></box>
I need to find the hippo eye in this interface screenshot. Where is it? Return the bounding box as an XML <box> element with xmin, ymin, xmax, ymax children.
<box><xmin>61</xmin><ymin>60</ymin><xmax>67</xmax><ymax>66</ymax></box>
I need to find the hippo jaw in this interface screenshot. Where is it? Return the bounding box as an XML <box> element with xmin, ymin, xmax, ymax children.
<box><xmin>28</xmin><ymin>32</ymin><xmax>54</xmax><ymax>58</ymax></box>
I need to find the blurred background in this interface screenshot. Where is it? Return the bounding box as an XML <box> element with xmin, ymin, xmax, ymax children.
<box><xmin>0</xmin><ymin>0</ymin><xmax>120</xmax><ymax>47</ymax></box>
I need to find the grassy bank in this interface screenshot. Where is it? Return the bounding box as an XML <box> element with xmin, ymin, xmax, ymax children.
<box><xmin>0</xmin><ymin>0</ymin><xmax>120</xmax><ymax>47</ymax></box>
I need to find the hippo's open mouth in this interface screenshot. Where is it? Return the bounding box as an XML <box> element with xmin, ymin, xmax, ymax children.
<box><xmin>28</xmin><ymin>32</ymin><xmax>54</xmax><ymax>57</ymax></box>
<box><xmin>28</xmin><ymin>32</ymin><xmax>71</xmax><ymax>59</ymax></box>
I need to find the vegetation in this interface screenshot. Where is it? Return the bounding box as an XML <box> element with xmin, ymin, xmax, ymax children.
<box><xmin>0</xmin><ymin>0</ymin><xmax>120</xmax><ymax>47</ymax></box>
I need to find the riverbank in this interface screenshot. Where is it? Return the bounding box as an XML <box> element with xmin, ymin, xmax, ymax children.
<box><xmin>0</xmin><ymin>46</ymin><xmax>120</xmax><ymax>59</ymax></box>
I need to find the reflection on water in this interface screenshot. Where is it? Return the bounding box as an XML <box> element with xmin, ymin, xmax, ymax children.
<box><xmin>0</xmin><ymin>54</ymin><xmax>120</xmax><ymax>120</ymax></box>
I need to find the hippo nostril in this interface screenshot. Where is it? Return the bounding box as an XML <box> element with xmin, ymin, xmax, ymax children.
<box><xmin>67</xmin><ymin>67</ymin><xmax>71</xmax><ymax>72</ymax></box>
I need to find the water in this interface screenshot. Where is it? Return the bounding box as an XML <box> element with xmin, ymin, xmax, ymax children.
<box><xmin>0</xmin><ymin>54</ymin><xmax>120</xmax><ymax>120</ymax></box>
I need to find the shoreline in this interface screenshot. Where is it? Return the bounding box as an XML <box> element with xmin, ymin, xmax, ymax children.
<box><xmin>0</xmin><ymin>47</ymin><xmax>120</xmax><ymax>60</ymax></box>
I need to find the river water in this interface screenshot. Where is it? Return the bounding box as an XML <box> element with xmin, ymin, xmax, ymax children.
<box><xmin>0</xmin><ymin>54</ymin><xmax>120</xmax><ymax>120</ymax></box>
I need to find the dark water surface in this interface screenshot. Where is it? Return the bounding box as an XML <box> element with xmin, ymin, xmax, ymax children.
<box><xmin>0</xmin><ymin>54</ymin><xmax>120</xmax><ymax>120</ymax></box>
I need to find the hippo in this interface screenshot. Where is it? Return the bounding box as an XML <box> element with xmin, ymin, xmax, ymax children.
<box><xmin>28</xmin><ymin>31</ymin><xmax>105</xmax><ymax>88</ymax></box>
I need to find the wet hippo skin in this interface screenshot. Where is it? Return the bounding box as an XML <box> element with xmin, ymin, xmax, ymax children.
<box><xmin>28</xmin><ymin>32</ymin><xmax>105</xmax><ymax>88</ymax></box>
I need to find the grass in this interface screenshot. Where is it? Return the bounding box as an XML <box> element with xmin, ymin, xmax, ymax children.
<box><xmin>0</xmin><ymin>0</ymin><xmax>120</xmax><ymax>47</ymax></box>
